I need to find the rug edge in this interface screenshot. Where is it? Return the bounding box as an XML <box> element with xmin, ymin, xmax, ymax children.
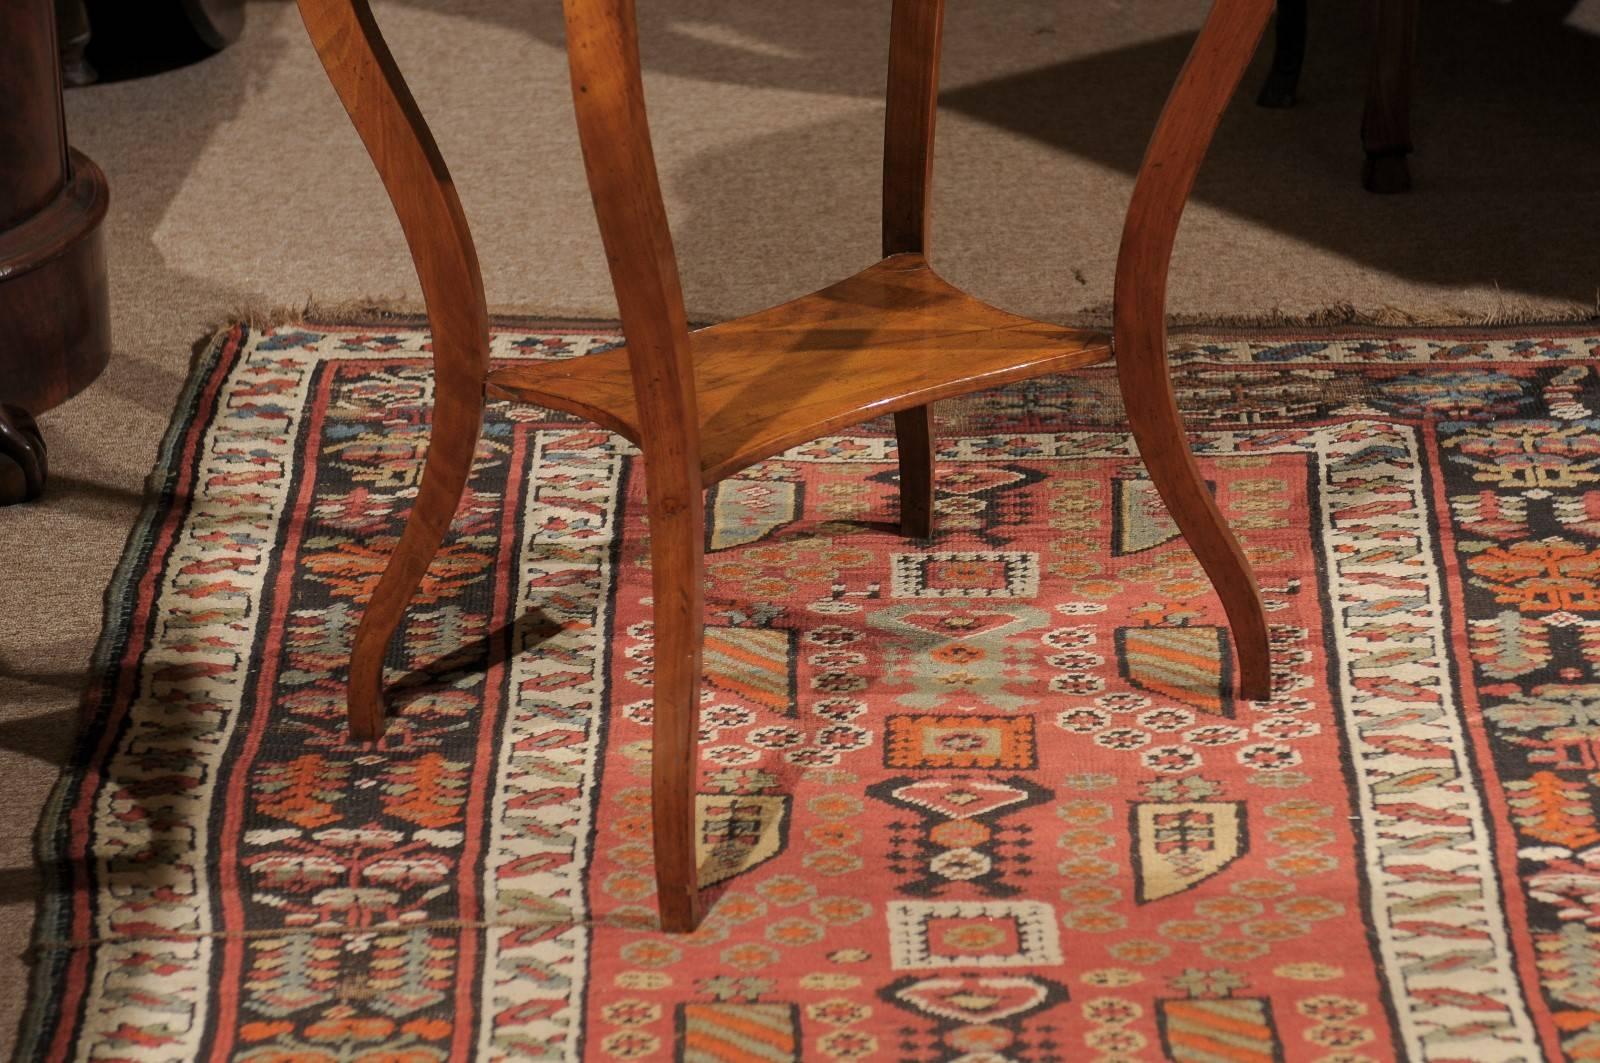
<box><xmin>212</xmin><ymin>297</ymin><xmax>1600</xmax><ymax>337</ymax></box>
<box><xmin>13</xmin><ymin>325</ymin><xmax>249</xmax><ymax>1062</ymax></box>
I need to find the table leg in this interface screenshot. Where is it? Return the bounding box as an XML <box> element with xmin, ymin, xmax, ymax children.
<box><xmin>884</xmin><ymin>0</ymin><xmax>945</xmax><ymax>542</ymax></box>
<box><xmin>294</xmin><ymin>0</ymin><xmax>491</xmax><ymax>740</ymax></box>
<box><xmin>1114</xmin><ymin>0</ymin><xmax>1276</xmax><ymax>702</ymax></box>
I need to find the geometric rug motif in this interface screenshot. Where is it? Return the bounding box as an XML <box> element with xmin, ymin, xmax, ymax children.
<box><xmin>1112</xmin><ymin>474</ymin><xmax>1193</xmax><ymax>555</ymax></box>
<box><xmin>1131</xmin><ymin>800</ymin><xmax>1247</xmax><ymax>903</ymax></box>
<box><xmin>23</xmin><ymin>320</ymin><xmax>1600</xmax><ymax>1062</ymax></box>
<box><xmin>1117</xmin><ymin>623</ymin><xmax>1235</xmax><ymax>717</ymax></box>
<box><xmin>866</xmin><ymin>775</ymin><xmax>1054</xmax><ymax>897</ymax></box>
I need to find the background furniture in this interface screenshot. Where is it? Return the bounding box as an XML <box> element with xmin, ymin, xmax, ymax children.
<box><xmin>0</xmin><ymin>0</ymin><xmax>111</xmax><ymax>505</ymax></box>
<box><xmin>60</xmin><ymin>0</ymin><xmax>245</xmax><ymax>86</ymax></box>
<box><xmin>295</xmin><ymin>0</ymin><xmax>1275</xmax><ymax>932</ymax></box>
<box><xmin>1258</xmin><ymin>0</ymin><xmax>1419</xmax><ymax>192</ymax></box>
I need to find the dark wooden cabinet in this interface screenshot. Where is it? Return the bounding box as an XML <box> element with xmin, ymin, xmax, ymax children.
<box><xmin>0</xmin><ymin>0</ymin><xmax>111</xmax><ymax>503</ymax></box>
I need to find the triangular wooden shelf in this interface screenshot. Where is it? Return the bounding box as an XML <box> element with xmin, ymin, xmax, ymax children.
<box><xmin>486</xmin><ymin>253</ymin><xmax>1111</xmax><ymax>482</ymax></box>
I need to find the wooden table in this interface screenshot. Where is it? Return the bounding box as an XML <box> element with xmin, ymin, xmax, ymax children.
<box><xmin>0</xmin><ymin>0</ymin><xmax>112</xmax><ymax>504</ymax></box>
<box><xmin>295</xmin><ymin>0</ymin><xmax>1280</xmax><ymax>931</ymax></box>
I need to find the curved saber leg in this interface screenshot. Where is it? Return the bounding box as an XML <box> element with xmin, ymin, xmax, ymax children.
<box><xmin>1114</xmin><ymin>0</ymin><xmax>1275</xmax><ymax>702</ymax></box>
<box><xmin>562</xmin><ymin>0</ymin><xmax>708</xmax><ymax>931</ymax></box>
<box><xmin>296</xmin><ymin>0</ymin><xmax>491</xmax><ymax>739</ymax></box>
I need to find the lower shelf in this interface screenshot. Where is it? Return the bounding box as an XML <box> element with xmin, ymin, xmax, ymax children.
<box><xmin>486</xmin><ymin>253</ymin><xmax>1111</xmax><ymax>482</ymax></box>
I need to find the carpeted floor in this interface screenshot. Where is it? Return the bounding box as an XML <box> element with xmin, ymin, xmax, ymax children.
<box><xmin>21</xmin><ymin>318</ymin><xmax>1600</xmax><ymax>1061</ymax></box>
<box><xmin>4</xmin><ymin>0</ymin><xmax>1600</xmax><ymax>1052</ymax></box>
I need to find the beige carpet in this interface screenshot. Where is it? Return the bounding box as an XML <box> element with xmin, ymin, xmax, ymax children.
<box><xmin>3</xmin><ymin>0</ymin><xmax>1598</xmax><ymax>1049</ymax></box>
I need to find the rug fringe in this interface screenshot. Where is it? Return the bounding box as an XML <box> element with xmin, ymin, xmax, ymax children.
<box><xmin>1063</xmin><ymin>295</ymin><xmax>1600</xmax><ymax>331</ymax></box>
<box><xmin>214</xmin><ymin>294</ymin><xmax>652</xmax><ymax>331</ymax></box>
<box><xmin>214</xmin><ymin>294</ymin><xmax>1600</xmax><ymax>336</ymax></box>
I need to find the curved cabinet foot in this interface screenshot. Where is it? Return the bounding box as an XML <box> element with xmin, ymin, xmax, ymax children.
<box><xmin>1114</xmin><ymin>0</ymin><xmax>1276</xmax><ymax>702</ymax></box>
<box><xmin>295</xmin><ymin>0</ymin><xmax>490</xmax><ymax>740</ymax></box>
<box><xmin>0</xmin><ymin>406</ymin><xmax>48</xmax><ymax>505</ymax></box>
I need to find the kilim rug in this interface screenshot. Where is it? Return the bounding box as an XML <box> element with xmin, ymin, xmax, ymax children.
<box><xmin>20</xmin><ymin>318</ymin><xmax>1600</xmax><ymax>1062</ymax></box>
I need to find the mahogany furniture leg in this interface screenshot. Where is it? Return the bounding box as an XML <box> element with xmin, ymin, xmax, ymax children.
<box><xmin>1362</xmin><ymin>0</ymin><xmax>1418</xmax><ymax>193</ymax></box>
<box><xmin>562</xmin><ymin>0</ymin><xmax>709</xmax><ymax>931</ymax></box>
<box><xmin>1256</xmin><ymin>0</ymin><xmax>1306</xmax><ymax>108</ymax></box>
<box><xmin>0</xmin><ymin>0</ymin><xmax>111</xmax><ymax>506</ymax></box>
<box><xmin>295</xmin><ymin>0</ymin><xmax>491</xmax><ymax>740</ymax></box>
<box><xmin>1115</xmin><ymin>0</ymin><xmax>1274</xmax><ymax>702</ymax></box>
<box><xmin>883</xmin><ymin>0</ymin><xmax>944</xmax><ymax>541</ymax></box>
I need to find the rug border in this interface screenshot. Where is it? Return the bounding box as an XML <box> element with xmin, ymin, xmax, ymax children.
<box><xmin>15</xmin><ymin>324</ymin><xmax>249</xmax><ymax>1060</ymax></box>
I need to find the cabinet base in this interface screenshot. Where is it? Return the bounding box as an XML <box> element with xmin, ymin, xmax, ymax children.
<box><xmin>0</xmin><ymin>147</ymin><xmax>111</xmax><ymax>415</ymax></box>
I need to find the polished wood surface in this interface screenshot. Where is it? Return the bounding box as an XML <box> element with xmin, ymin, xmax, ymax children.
<box><xmin>487</xmin><ymin>255</ymin><xmax>1112</xmax><ymax>482</ymax></box>
<box><xmin>1116</xmin><ymin>0</ymin><xmax>1274</xmax><ymax>701</ymax></box>
<box><xmin>295</xmin><ymin>0</ymin><xmax>490</xmax><ymax>740</ymax></box>
<box><xmin>0</xmin><ymin>0</ymin><xmax>110</xmax><ymax>504</ymax></box>
<box><xmin>882</xmin><ymin>0</ymin><xmax>943</xmax><ymax>258</ymax></box>
<box><xmin>299</xmin><ymin>0</ymin><xmax>1272</xmax><ymax>933</ymax></box>
<box><xmin>882</xmin><ymin>0</ymin><xmax>944</xmax><ymax>541</ymax></box>
<box><xmin>561</xmin><ymin>0</ymin><xmax>709</xmax><ymax>933</ymax></box>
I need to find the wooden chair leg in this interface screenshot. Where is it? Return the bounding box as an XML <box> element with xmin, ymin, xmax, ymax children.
<box><xmin>295</xmin><ymin>0</ymin><xmax>491</xmax><ymax>740</ymax></box>
<box><xmin>894</xmin><ymin>407</ymin><xmax>935</xmax><ymax>540</ymax></box>
<box><xmin>1256</xmin><ymin>0</ymin><xmax>1307</xmax><ymax>108</ymax></box>
<box><xmin>647</xmin><ymin>489</ymin><xmax>707</xmax><ymax>933</ymax></box>
<box><xmin>1114</xmin><ymin>0</ymin><xmax>1275</xmax><ymax>702</ymax></box>
<box><xmin>1362</xmin><ymin>0</ymin><xmax>1418</xmax><ymax>193</ymax></box>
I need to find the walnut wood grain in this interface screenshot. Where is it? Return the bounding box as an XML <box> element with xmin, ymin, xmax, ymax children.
<box><xmin>488</xmin><ymin>255</ymin><xmax>1112</xmax><ymax>483</ymax></box>
<box><xmin>882</xmin><ymin>0</ymin><xmax>943</xmax><ymax>258</ymax></box>
<box><xmin>295</xmin><ymin>0</ymin><xmax>490</xmax><ymax>740</ymax></box>
<box><xmin>882</xmin><ymin>0</ymin><xmax>944</xmax><ymax>541</ymax></box>
<box><xmin>1114</xmin><ymin>0</ymin><xmax>1274</xmax><ymax>701</ymax></box>
<box><xmin>562</xmin><ymin>0</ymin><xmax>707</xmax><ymax>933</ymax></box>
